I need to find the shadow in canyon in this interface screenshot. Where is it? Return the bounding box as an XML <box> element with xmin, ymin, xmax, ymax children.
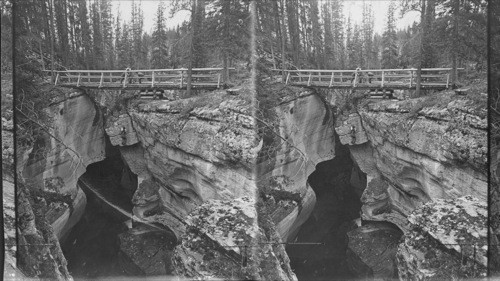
<box><xmin>287</xmin><ymin>137</ymin><xmax>364</xmax><ymax>280</ymax></box>
<box><xmin>61</xmin><ymin>141</ymin><xmax>176</xmax><ymax>279</ymax></box>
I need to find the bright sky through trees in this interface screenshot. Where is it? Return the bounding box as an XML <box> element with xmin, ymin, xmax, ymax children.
<box><xmin>112</xmin><ymin>0</ymin><xmax>420</xmax><ymax>35</ymax></box>
<box><xmin>343</xmin><ymin>0</ymin><xmax>420</xmax><ymax>33</ymax></box>
<box><xmin>111</xmin><ymin>0</ymin><xmax>190</xmax><ymax>33</ymax></box>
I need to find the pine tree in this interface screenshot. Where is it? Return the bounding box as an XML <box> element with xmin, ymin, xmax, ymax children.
<box><xmin>75</xmin><ymin>0</ymin><xmax>92</xmax><ymax>68</ymax></box>
<box><xmin>117</xmin><ymin>22</ymin><xmax>132</xmax><ymax>68</ymax></box>
<box><xmin>331</xmin><ymin>0</ymin><xmax>345</xmax><ymax>68</ymax></box>
<box><xmin>131</xmin><ymin>0</ymin><xmax>145</xmax><ymax>68</ymax></box>
<box><xmin>100</xmin><ymin>0</ymin><xmax>114</xmax><ymax>68</ymax></box>
<box><xmin>114</xmin><ymin>10</ymin><xmax>122</xmax><ymax>67</ymax></box>
<box><xmin>151</xmin><ymin>1</ymin><xmax>168</xmax><ymax>68</ymax></box>
<box><xmin>286</xmin><ymin>0</ymin><xmax>300</xmax><ymax>66</ymax></box>
<box><xmin>382</xmin><ymin>0</ymin><xmax>398</xmax><ymax>68</ymax></box>
<box><xmin>54</xmin><ymin>0</ymin><xmax>69</xmax><ymax>66</ymax></box>
<box><xmin>91</xmin><ymin>0</ymin><xmax>103</xmax><ymax>69</ymax></box>
<box><xmin>310</xmin><ymin>0</ymin><xmax>322</xmax><ymax>68</ymax></box>
<box><xmin>345</xmin><ymin>15</ymin><xmax>354</xmax><ymax>68</ymax></box>
<box><xmin>352</xmin><ymin>23</ymin><xmax>363</xmax><ymax>68</ymax></box>
<box><xmin>322</xmin><ymin>2</ymin><xmax>334</xmax><ymax>69</ymax></box>
<box><xmin>191</xmin><ymin>0</ymin><xmax>206</xmax><ymax>68</ymax></box>
<box><xmin>361</xmin><ymin>1</ymin><xmax>374</xmax><ymax>68</ymax></box>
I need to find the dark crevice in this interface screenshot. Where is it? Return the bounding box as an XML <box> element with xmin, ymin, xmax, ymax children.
<box><xmin>60</xmin><ymin>137</ymin><xmax>144</xmax><ymax>279</ymax></box>
<box><xmin>287</xmin><ymin>133</ymin><xmax>364</xmax><ymax>280</ymax></box>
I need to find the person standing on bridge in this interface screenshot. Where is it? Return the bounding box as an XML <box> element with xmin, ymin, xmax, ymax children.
<box><xmin>351</xmin><ymin>67</ymin><xmax>362</xmax><ymax>85</ymax></box>
<box><xmin>120</xmin><ymin>68</ymin><xmax>131</xmax><ymax>85</ymax></box>
<box><xmin>366</xmin><ymin>71</ymin><xmax>374</xmax><ymax>83</ymax></box>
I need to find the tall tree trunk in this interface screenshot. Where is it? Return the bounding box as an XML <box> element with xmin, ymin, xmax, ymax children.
<box><xmin>187</xmin><ymin>0</ymin><xmax>196</xmax><ymax>96</ymax></box>
<box><xmin>281</xmin><ymin>0</ymin><xmax>286</xmax><ymax>82</ymax></box>
<box><xmin>451</xmin><ymin>0</ymin><xmax>459</xmax><ymax>87</ymax></box>
<box><xmin>270</xmin><ymin>42</ymin><xmax>276</xmax><ymax>69</ymax></box>
<box><xmin>49</xmin><ymin>0</ymin><xmax>56</xmax><ymax>81</ymax></box>
<box><xmin>273</xmin><ymin>0</ymin><xmax>282</xmax><ymax>65</ymax></box>
<box><xmin>222</xmin><ymin>0</ymin><xmax>230</xmax><ymax>83</ymax></box>
<box><xmin>39</xmin><ymin>40</ymin><xmax>45</xmax><ymax>70</ymax></box>
<box><xmin>415</xmin><ymin>0</ymin><xmax>426</xmax><ymax>97</ymax></box>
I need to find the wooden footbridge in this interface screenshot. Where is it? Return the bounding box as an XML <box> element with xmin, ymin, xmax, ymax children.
<box><xmin>277</xmin><ymin>68</ymin><xmax>459</xmax><ymax>90</ymax></box>
<box><xmin>50</xmin><ymin>68</ymin><xmax>231</xmax><ymax>90</ymax></box>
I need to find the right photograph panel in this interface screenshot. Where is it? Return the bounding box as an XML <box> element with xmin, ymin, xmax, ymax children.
<box><xmin>490</xmin><ymin>0</ymin><xmax>500</xmax><ymax>277</ymax></box>
<box><xmin>255</xmin><ymin>0</ymin><xmax>488</xmax><ymax>279</ymax></box>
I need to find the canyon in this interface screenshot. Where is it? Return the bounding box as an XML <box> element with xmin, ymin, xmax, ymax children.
<box><xmin>17</xmin><ymin>79</ymin><xmax>487</xmax><ymax>280</ymax></box>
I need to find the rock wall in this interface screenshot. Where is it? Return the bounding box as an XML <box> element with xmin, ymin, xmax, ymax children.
<box><xmin>346</xmin><ymin>222</ymin><xmax>402</xmax><ymax>279</ymax></box>
<box><xmin>257</xmin><ymin>86</ymin><xmax>336</xmax><ymax>242</ymax></box>
<box><xmin>99</xmin><ymin>88</ymin><xmax>260</xmax><ymax>239</ymax></box>
<box><xmin>22</xmin><ymin>91</ymin><xmax>106</xmax><ymax>240</ymax></box>
<box><xmin>397</xmin><ymin>196</ymin><xmax>487</xmax><ymax>279</ymax></box>
<box><xmin>2</xmin><ymin>85</ymin><xmax>22</xmax><ymax>279</ymax></box>
<box><xmin>172</xmin><ymin>197</ymin><xmax>297</xmax><ymax>280</ymax></box>
<box><xmin>334</xmin><ymin>95</ymin><xmax>487</xmax><ymax>232</ymax></box>
<box><xmin>331</xmin><ymin>90</ymin><xmax>487</xmax><ymax>279</ymax></box>
<box><xmin>17</xmin><ymin>183</ymin><xmax>73</xmax><ymax>280</ymax></box>
<box><xmin>94</xmin><ymin>86</ymin><xmax>298</xmax><ymax>278</ymax></box>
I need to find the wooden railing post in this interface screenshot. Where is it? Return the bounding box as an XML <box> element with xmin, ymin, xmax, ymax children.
<box><xmin>217</xmin><ymin>73</ymin><xmax>221</xmax><ymax>88</ymax></box>
<box><xmin>151</xmin><ymin>71</ymin><xmax>155</xmax><ymax>87</ymax></box>
<box><xmin>307</xmin><ymin>72</ymin><xmax>312</xmax><ymax>86</ymax></box>
<box><xmin>123</xmin><ymin>71</ymin><xmax>128</xmax><ymax>87</ymax></box>
<box><xmin>381</xmin><ymin>71</ymin><xmax>385</xmax><ymax>87</ymax></box>
<box><xmin>180</xmin><ymin>70</ymin><xmax>184</xmax><ymax>88</ymax></box>
<box><xmin>285</xmin><ymin>71</ymin><xmax>290</xmax><ymax>84</ymax></box>
<box><xmin>329</xmin><ymin>72</ymin><xmax>334</xmax><ymax>87</ymax></box>
<box><xmin>77</xmin><ymin>73</ymin><xmax>81</xmax><ymax>87</ymax></box>
<box><xmin>409</xmin><ymin>70</ymin><xmax>414</xmax><ymax>88</ymax></box>
<box><xmin>99</xmin><ymin>72</ymin><xmax>104</xmax><ymax>88</ymax></box>
<box><xmin>55</xmin><ymin>72</ymin><xmax>60</xmax><ymax>85</ymax></box>
<box><xmin>446</xmin><ymin>72</ymin><xmax>450</xmax><ymax>88</ymax></box>
<box><xmin>353</xmin><ymin>72</ymin><xmax>358</xmax><ymax>87</ymax></box>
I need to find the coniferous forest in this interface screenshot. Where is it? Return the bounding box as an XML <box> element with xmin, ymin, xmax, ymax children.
<box><xmin>14</xmin><ymin>0</ymin><xmax>252</xmax><ymax>71</ymax></box>
<box><xmin>255</xmin><ymin>0</ymin><xmax>486</xmax><ymax>73</ymax></box>
<box><xmin>2</xmin><ymin>0</ymin><xmax>500</xmax><ymax>280</ymax></box>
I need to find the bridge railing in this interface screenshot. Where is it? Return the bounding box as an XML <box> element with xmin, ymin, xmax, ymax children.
<box><xmin>274</xmin><ymin>68</ymin><xmax>459</xmax><ymax>89</ymax></box>
<box><xmin>49</xmin><ymin>68</ymin><xmax>233</xmax><ymax>89</ymax></box>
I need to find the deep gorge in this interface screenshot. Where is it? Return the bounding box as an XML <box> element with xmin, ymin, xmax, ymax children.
<box><xmin>17</xmin><ymin>83</ymin><xmax>488</xmax><ymax>280</ymax></box>
<box><xmin>287</xmin><ymin>136</ymin><xmax>364</xmax><ymax>280</ymax></box>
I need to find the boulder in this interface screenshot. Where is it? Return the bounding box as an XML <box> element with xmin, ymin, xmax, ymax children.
<box><xmin>397</xmin><ymin>196</ymin><xmax>487</xmax><ymax>280</ymax></box>
<box><xmin>172</xmin><ymin>197</ymin><xmax>297</xmax><ymax>281</ymax></box>
<box><xmin>346</xmin><ymin>222</ymin><xmax>402</xmax><ymax>279</ymax></box>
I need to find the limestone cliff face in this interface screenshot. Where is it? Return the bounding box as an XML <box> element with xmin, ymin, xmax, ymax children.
<box><xmin>397</xmin><ymin>196</ymin><xmax>487</xmax><ymax>279</ymax></box>
<box><xmin>257</xmin><ymin>86</ymin><xmax>336</xmax><ymax>242</ymax></box>
<box><xmin>335</xmin><ymin>94</ymin><xmax>487</xmax><ymax>232</ymax></box>
<box><xmin>100</xmin><ymin>89</ymin><xmax>260</xmax><ymax>239</ymax></box>
<box><xmin>330</xmin><ymin>89</ymin><xmax>487</xmax><ymax>279</ymax></box>
<box><xmin>22</xmin><ymin>91</ymin><xmax>106</xmax><ymax>240</ymax></box>
<box><xmin>17</xmin><ymin>183</ymin><xmax>73</xmax><ymax>280</ymax></box>
<box><xmin>96</xmin><ymin>87</ymin><xmax>298</xmax><ymax>278</ymax></box>
<box><xmin>172</xmin><ymin>197</ymin><xmax>297</xmax><ymax>280</ymax></box>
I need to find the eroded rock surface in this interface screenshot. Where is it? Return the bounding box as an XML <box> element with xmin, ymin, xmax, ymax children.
<box><xmin>22</xmin><ymin>92</ymin><xmax>106</xmax><ymax>240</ymax></box>
<box><xmin>257</xmin><ymin>85</ymin><xmax>336</xmax><ymax>242</ymax></box>
<box><xmin>172</xmin><ymin>197</ymin><xmax>297</xmax><ymax>280</ymax></box>
<box><xmin>346</xmin><ymin>222</ymin><xmax>402</xmax><ymax>279</ymax></box>
<box><xmin>17</xmin><ymin>183</ymin><xmax>73</xmax><ymax>280</ymax></box>
<box><xmin>335</xmin><ymin>93</ymin><xmax>487</xmax><ymax>233</ymax></box>
<box><xmin>397</xmin><ymin>196</ymin><xmax>487</xmax><ymax>280</ymax></box>
<box><xmin>98</xmin><ymin>88</ymin><xmax>260</xmax><ymax>240</ymax></box>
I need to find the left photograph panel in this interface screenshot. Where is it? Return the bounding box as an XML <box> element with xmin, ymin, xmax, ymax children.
<box><xmin>11</xmin><ymin>0</ymin><xmax>270</xmax><ymax>280</ymax></box>
<box><xmin>2</xmin><ymin>0</ymin><xmax>15</xmax><ymax>279</ymax></box>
